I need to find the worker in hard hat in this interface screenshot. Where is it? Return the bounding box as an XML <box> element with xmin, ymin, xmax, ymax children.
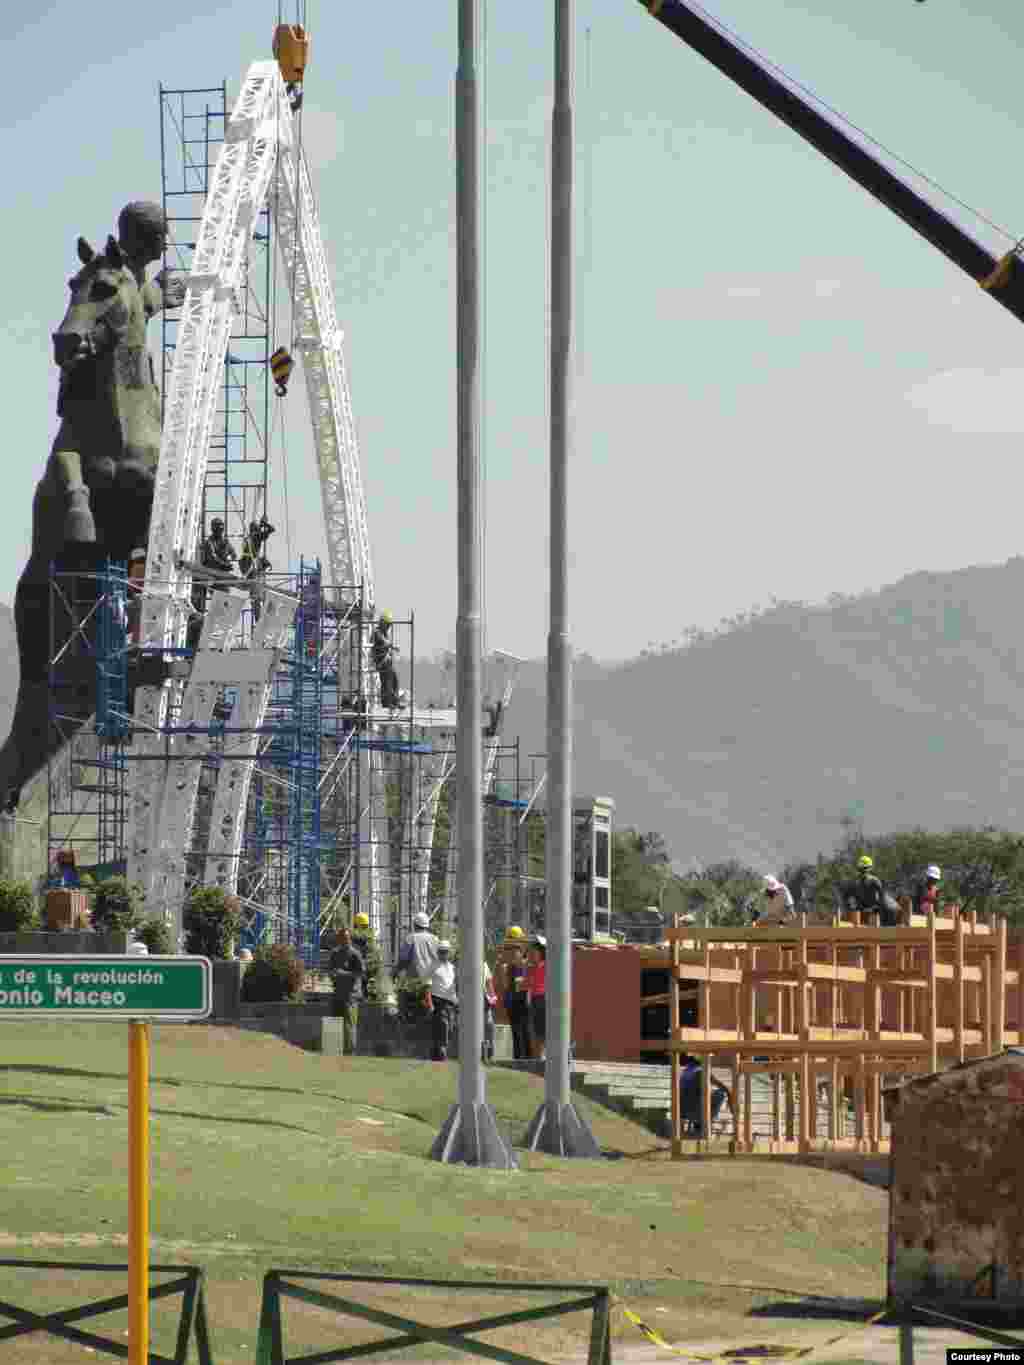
<box><xmin>351</xmin><ymin>910</ymin><xmax>373</xmax><ymax>995</ymax></box>
<box><xmin>526</xmin><ymin>936</ymin><xmax>547</xmax><ymax>1061</ymax></box>
<box><xmin>841</xmin><ymin>854</ymin><xmax>894</xmax><ymax>925</ymax></box>
<box><xmin>752</xmin><ymin>875</ymin><xmax>795</xmax><ymax>925</ymax></box>
<box><xmin>495</xmin><ymin>925</ymin><xmax>530</xmax><ymax>1060</ymax></box>
<box><xmin>428</xmin><ymin>940</ymin><xmax>458</xmax><ymax>1061</ymax></box>
<box><xmin>328</xmin><ymin>926</ymin><xmax>365</xmax><ymax>1056</ymax></box>
<box><xmin>912</xmin><ymin>864</ymin><xmax>942</xmax><ymax>916</ymax></box>
<box><xmin>395</xmin><ymin>909</ymin><xmax>440</xmax><ymax>982</ymax></box>
<box><xmin>371</xmin><ymin>609</ymin><xmax>401</xmax><ymax>709</ymax></box>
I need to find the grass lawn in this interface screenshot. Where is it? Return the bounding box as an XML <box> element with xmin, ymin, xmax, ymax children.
<box><xmin>0</xmin><ymin>1022</ymin><xmax>890</xmax><ymax>1363</ymax></box>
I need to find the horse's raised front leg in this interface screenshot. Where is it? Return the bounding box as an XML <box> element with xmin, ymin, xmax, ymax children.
<box><xmin>53</xmin><ymin>446</ymin><xmax>96</xmax><ymax>544</ymax></box>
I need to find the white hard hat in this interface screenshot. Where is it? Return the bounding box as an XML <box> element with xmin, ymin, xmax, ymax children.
<box><xmin>679</xmin><ymin>913</ymin><xmax>697</xmax><ymax>924</ymax></box>
<box><xmin>926</xmin><ymin>865</ymin><xmax>942</xmax><ymax>881</ymax></box>
<box><xmin>413</xmin><ymin>911</ymin><xmax>430</xmax><ymax>929</ymax></box>
<box><xmin>763</xmin><ymin>875</ymin><xmax>781</xmax><ymax>892</ymax></box>
<box><xmin>238</xmin><ymin>949</ymin><xmax>253</xmax><ymax>962</ymax></box>
<box><xmin>437</xmin><ymin>939</ymin><xmax>452</xmax><ymax>951</ymax></box>
<box><xmin>127</xmin><ymin>941</ymin><xmax>149</xmax><ymax>956</ymax></box>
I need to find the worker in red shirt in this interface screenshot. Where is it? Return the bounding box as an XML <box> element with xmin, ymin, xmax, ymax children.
<box><xmin>526</xmin><ymin>936</ymin><xmax>547</xmax><ymax>1062</ymax></box>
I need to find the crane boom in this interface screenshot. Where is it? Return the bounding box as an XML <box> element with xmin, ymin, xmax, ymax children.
<box><xmin>638</xmin><ymin>0</ymin><xmax>1024</xmax><ymax>322</ymax></box>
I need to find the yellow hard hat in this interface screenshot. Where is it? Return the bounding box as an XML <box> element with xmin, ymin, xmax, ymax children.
<box><xmin>353</xmin><ymin>912</ymin><xmax>370</xmax><ymax>929</ymax></box>
<box><xmin>857</xmin><ymin>854</ymin><xmax>874</xmax><ymax>870</ymax></box>
<box><xmin>504</xmin><ymin>925</ymin><xmax>525</xmax><ymax>940</ymax></box>
<box><xmin>380</xmin><ymin>609</ymin><xmax>393</xmax><ymax>624</ymax></box>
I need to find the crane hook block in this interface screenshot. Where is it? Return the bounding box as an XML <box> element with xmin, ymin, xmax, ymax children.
<box><xmin>273</xmin><ymin>24</ymin><xmax>309</xmax><ymax>85</ymax></box>
<box><xmin>270</xmin><ymin>346</ymin><xmax>295</xmax><ymax>396</ymax></box>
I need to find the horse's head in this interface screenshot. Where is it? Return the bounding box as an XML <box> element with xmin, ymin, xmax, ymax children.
<box><xmin>52</xmin><ymin>235</ymin><xmax>141</xmax><ymax>373</ymax></box>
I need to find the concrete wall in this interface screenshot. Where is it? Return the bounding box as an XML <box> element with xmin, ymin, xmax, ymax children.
<box><xmin>887</xmin><ymin>1051</ymin><xmax>1024</xmax><ymax>1307</ymax></box>
<box><xmin>571</xmin><ymin>944</ymin><xmax>644</xmax><ymax>1061</ymax></box>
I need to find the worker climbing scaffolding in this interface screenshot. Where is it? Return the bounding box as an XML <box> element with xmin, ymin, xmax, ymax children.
<box><xmin>371</xmin><ymin>610</ymin><xmax>400</xmax><ymax>710</ymax></box>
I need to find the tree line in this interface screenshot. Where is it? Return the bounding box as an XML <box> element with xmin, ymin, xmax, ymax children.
<box><xmin>610</xmin><ymin>825</ymin><xmax>1024</xmax><ymax>929</ymax></box>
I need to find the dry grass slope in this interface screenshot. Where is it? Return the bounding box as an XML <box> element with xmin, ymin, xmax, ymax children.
<box><xmin>0</xmin><ymin>1021</ymin><xmax>889</xmax><ymax>1363</ymax></box>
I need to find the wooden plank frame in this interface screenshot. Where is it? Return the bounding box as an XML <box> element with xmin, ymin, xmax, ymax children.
<box><xmin>639</xmin><ymin>911</ymin><xmax>1021</xmax><ymax>1156</ymax></box>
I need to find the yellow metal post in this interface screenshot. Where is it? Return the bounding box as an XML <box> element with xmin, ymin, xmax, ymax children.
<box><xmin>129</xmin><ymin>1021</ymin><xmax>150</xmax><ymax>1365</ymax></box>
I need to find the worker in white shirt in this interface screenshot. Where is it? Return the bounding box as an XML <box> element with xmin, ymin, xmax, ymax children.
<box><xmin>482</xmin><ymin>959</ymin><xmax>497</xmax><ymax>1064</ymax></box>
<box><xmin>753</xmin><ymin>875</ymin><xmax>796</xmax><ymax>925</ymax></box>
<box><xmin>428</xmin><ymin>939</ymin><xmax>458</xmax><ymax>1061</ymax></box>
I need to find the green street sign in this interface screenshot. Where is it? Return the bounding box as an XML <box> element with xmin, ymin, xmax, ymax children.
<box><xmin>0</xmin><ymin>956</ymin><xmax>212</xmax><ymax>1020</ymax></box>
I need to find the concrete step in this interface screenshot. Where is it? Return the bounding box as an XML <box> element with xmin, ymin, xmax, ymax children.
<box><xmin>575</xmin><ymin>1067</ymin><xmax>858</xmax><ymax>1141</ymax></box>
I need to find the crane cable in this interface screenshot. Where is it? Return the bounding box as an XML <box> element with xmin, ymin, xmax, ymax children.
<box><xmin>678</xmin><ymin>0</ymin><xmax>1020</xmax><ymax>249</ymax></box>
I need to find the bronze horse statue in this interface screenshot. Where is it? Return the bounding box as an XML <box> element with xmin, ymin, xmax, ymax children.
<box><xmin>0</xmin><ymin>229</ymin><xmax>166</xmax><ymax>809</ymax></box>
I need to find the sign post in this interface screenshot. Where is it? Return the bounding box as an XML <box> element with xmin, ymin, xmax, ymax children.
<box><xmin>0</xmin><ymin>956</ymin><xmax>212</xmax><ymax>1365</ymax></box>
<box><xmin>129</xmin><ymin>1020</ymin><xmax>150</xmax><ymax>1365</ymax></box>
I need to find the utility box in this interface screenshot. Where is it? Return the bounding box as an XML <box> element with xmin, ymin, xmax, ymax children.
<box><xmin>885</xmin><ymin>1048</ymin><xmax>1024</xmax><ymax>1311</ymax></box>
<box><xmin>44</xmin><ymin>889</ymin><xmax>91</xmax><ymax>931</ymax></box>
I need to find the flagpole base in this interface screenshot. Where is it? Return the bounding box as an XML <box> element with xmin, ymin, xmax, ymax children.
<box><xmin>430</xmin><ymin>1101</ymin><xmax>518</xmax><ymax>1168</ymax></box>
<box><xmin>526</xmin><ymin>1099</ymin><xmax>602</xmax><ymax>1158</ymax></box>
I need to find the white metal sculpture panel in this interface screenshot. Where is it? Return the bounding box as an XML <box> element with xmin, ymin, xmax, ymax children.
<box><xmin>203</xmin><ymin>587</ymin><xmax>294</xmax><ymax>889</ymax></box>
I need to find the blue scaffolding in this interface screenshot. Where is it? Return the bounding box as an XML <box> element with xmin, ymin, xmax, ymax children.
<box><xmin>47</xmin><ymin>559</ymin><xmax>129</xmax><ymax>882</ymax></box>
<box><xmin>289</xmin><ymin>560</ymin><xmax>325</xmax><ymax>964</ymax></box>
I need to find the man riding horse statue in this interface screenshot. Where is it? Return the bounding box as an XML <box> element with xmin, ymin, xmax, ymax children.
<box><xmin>0</xmin><ymin>201</ymin><xmax>185</xmax><ymax>811</ymax></box>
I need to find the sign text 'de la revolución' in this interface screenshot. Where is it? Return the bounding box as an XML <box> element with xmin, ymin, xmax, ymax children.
<box><xmin>0</xmin><ymin>957</ymin><xmax>212</xmax><ymax>1019</ymax></box>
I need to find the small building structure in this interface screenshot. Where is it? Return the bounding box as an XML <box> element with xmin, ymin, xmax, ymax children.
<box><xmin>884</xmin><ymin>1048</ymin><xmax>1024</xmax><ymax>1310</ymax></box>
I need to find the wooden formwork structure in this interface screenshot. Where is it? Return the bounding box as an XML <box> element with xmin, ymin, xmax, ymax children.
<box><xmin>640</xmin><ymin>911</ymin><xmax>1023</xmax><ymax>1157</ymax></box>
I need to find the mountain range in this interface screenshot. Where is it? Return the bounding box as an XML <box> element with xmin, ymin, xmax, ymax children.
<box><xmin>472</xmin><ymin>556</ymin><xmax>1024</xmax><ymax>872</ymax></box>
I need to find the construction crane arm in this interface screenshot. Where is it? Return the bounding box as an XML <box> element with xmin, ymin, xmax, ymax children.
<box><xmin>638</xmin><ymin>0</ymin><xmax>1024</xmax><ymax>322</ymax></box>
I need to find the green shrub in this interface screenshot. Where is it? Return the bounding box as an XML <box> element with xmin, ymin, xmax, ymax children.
<box><xmin>183</xmin><ymin>888</ymin><xmax>242</xmax><ymax>959</ymax></box>
<box><xmin>0</xmin><ymin>879</ymin><xmax>37</xmax><ymax>932</ymax></box>
<box><xmin>135</xmin><ymin>916</ymin><xmax>174</xmax><ymax>956</ymax></box>
<box><xmin>241</xmin><ymin>944</ymin><xmax>304</xmax><ymax>1002</ymax></box>
<box><xmin>91</xmin><ymin>877</ymin><xmax>145</xmax><ymax>935</ymax></box>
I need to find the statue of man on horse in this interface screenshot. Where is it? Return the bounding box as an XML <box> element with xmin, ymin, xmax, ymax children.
<box><xmin>0</xmin><ymin>201</ymin><xmax>184</xmax><ymax>811</ymax></box>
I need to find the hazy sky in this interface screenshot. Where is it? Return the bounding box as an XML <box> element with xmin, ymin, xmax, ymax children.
<box><xmin>4</xmin><ymin>1</ymin><xmax>1024</xmax><ymax>662</ymax></box>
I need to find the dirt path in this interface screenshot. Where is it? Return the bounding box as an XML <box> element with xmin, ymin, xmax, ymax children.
<box><xmin>362</xmin><ymin>1326</ymin><xmax>1000</xmax><ymax>1365</ymax></box>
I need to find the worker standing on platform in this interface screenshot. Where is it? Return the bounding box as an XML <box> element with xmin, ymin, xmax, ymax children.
<box><xmin>842</xmin><ymin>854</ymin><xmax>899</xmax><ymax>926</ymax></box>
<box><xmin>372</xmin><ymin>610</ymin><xmax>400</xmax><ymax>709</ymax></box>
<box><xmin>912</xmin><ymin>865</ymin><xmax>942</xmax><ymax>916</ymax></box>
<box><xmin>752</xmin><ymin>875</ymin><xmax>795</xmax><ymax>924</ymax></box>
<box><xmin>201</xmin><ymin>518</ymin><xmax>237</xmax><ymax>575</ymax></box>
<box><xmin>239</xmin><ymin>516</ymin><xmax>274</xmax><ymax>579</ymax></box>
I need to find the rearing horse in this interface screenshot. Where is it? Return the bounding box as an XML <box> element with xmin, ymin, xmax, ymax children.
<box><xmin>0</xmin><ymin>233</ymin><xmax>162</xmax><ymax>808</ymax></box>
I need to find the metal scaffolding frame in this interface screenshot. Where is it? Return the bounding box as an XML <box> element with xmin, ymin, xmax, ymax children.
<box><xmin>159</xmin><ymin>82</ymin><xmax>272</xmax><ymax>547</ymax></box>
<box><xmin>46</xmin><ymin>561</ymin><xmax>130</xmax><ymax>881</ymax></box>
